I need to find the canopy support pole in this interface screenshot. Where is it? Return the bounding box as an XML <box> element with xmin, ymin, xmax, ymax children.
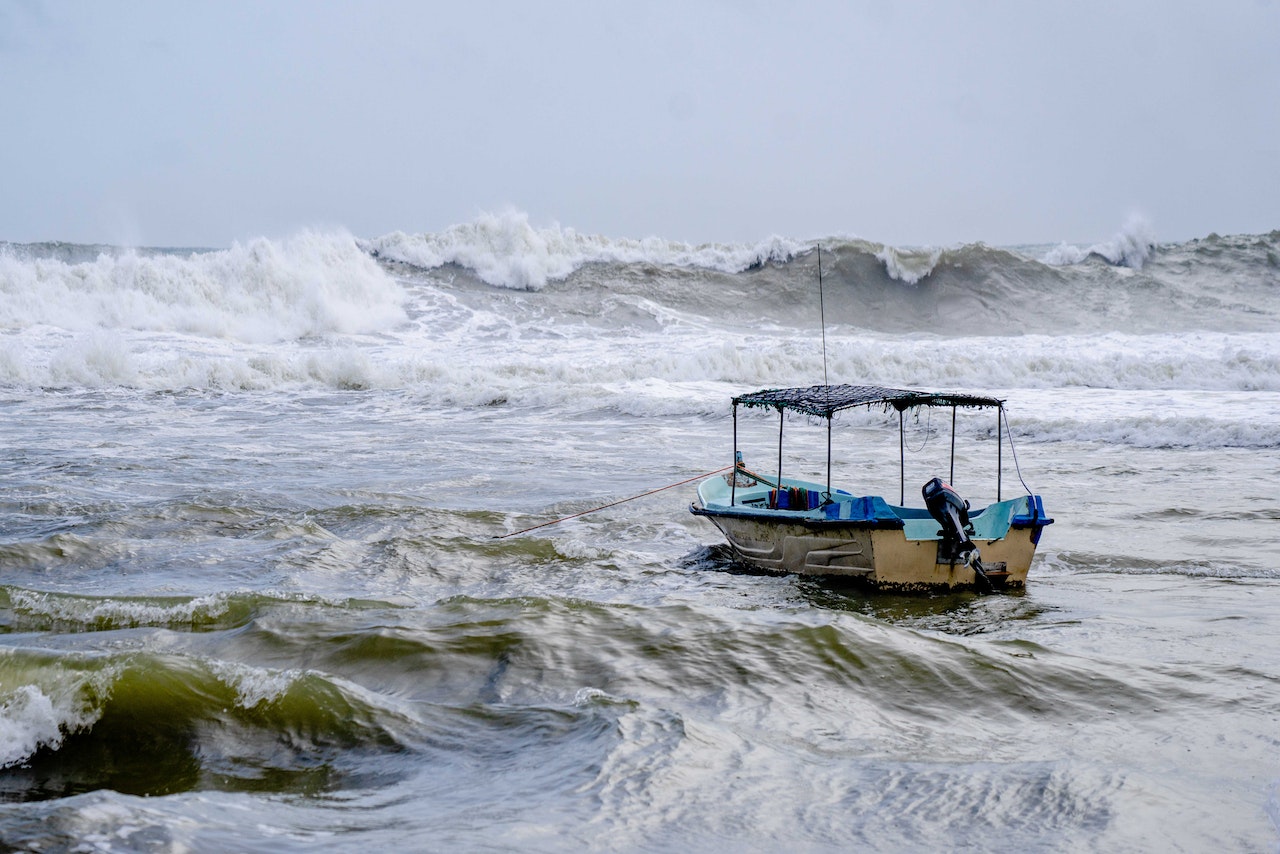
<box><xmin>997</xmin><ymin>404</ymin><xmax>1004</xmax><ymax>501</ymax></box>
<box><xmin>899</xmin><ymin>408</ymin><xmax>905</xmax><ymax>505</ymax></box>
<box><xmin>826</xmin><ymin>415</ymin><xmax>832</xmax><ymax>498</ymax></box>
<box><xmin>775</xmin><ymin>408</ymin><xmax>785</xmax><ymax>509</ymax></box>
<box><xmin>950</xmin><ymin>406</ymin><xmax>957</xmax><ymax>484</ymax></box>
<box><xmin>731</xmin><ymin>404</ymin><xmax>739</xmax><ymax>506</ymax></box>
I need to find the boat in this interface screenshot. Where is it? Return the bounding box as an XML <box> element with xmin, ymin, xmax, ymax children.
<box><xmin>690</xmin><ymin>383</ymin><xmax>1053</xmax><ymax>592</ymax></box>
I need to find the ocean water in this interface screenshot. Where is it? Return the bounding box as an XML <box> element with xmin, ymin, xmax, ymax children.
<box><xmin>1</xmin><ymin>214</ymin><xmax>1279</xmax><ymax>851</ymax></box>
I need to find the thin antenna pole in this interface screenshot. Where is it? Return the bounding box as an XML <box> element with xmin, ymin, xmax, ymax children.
<box><xmin>818</xmin><ymin>244</ymin><xmax>828</xmax><ymax>386</ymax></box>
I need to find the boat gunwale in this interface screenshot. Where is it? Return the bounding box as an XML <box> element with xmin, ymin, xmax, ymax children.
<box><xmin>689</xmin><ymin>501</ymin><xmax>907</xmax><ymax>530</ymax></box>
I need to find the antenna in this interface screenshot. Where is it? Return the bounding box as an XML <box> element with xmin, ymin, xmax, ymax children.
<box><xmin>818</xmin><ymin>243</ymin><xmax>829</xmax><ymax>385</ymax></box>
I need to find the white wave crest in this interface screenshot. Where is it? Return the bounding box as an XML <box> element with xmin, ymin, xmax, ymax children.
<box><xmin>7</xmin><ymin>589</ymin><xmax>234</xmax><ymax>629</ymax></box>
<box><xmin>0</xmin><ymin>686</ymin><xmax>70</xmax><ymax>768</ymax></box>
<box><xmin>1042</xmin><ymin>215</ymin><xmax>1157</xmax><ymax>269</ymax></box>
<box><xmin>1020</xmin><ymin>414</ymin><xmax>1280</xmax><ymax>449</ymax></box>
<box><xmin>874</xmin><ymin>245</ymin><xmax>944</xmax><ymax>284</ymax></box>
<box><xmin>208</xmin><ymin>660</ymin><xmax>303</xmax><ymax>709</ymax></box>
<box><xmin>0</xmin><ymin>231</ymin><xmax>407</xmax><ymax>342</ymax></box>
<box><xmin>361</xmin><ymin>209</ymin><xmax>805</xmax><ymax>290</ymax></box>
<box><xmin>0</xmin><ymin>673</ymin><xmax>106</xmax><ymax>769</ymax></box>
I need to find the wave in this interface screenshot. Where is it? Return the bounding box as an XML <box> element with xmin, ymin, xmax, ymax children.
<box><xmin>7</xmin><ymin>327</ymin><xmax>1279</xmax><ymax>411</ymax></box>
<box><xmin>356</xmin><ymin>212</ymin><xmax>1180</xmax><ymax>290</ymax></box>
<box><xmin>2</xmin><ymin>216</ymin><xmax>1277</xmax><ymax>396</ymax></box>
<box><xmin>1046</xmin><ymin>551</ymin><xmax>1280</xmax><ymax>580</ymax></box>
<box><xmin>2</xmin><ymin>329</ymin><xmax>1279</xmax><ymax>444</ymax></box>
<box><xmin>1017</xmin><ymin>412</ymin><xmax>1280</xmax><ymax>449</ymax></box>
<box><xmin>360</xmin><ymin>211</ymin><xmax>1039</xmax><ymax>291</ymax></box>
<box><xmin>873</xmin><ymin>244</ymin><xmax>945</xmax><ymax>285</ymax></box>
<box><xmin>0</xmin><ymin>682</ymin><xmax>99</xmax><ymax>771</ymax></box>
<box><xmin>0</xmin><ymin>230</ymin><xmax>406</xmax><ymax>343</ymax></box>
<box><xmin>0</xmin><ymin>586</ymin><xmax>401</xmax><ymax>633</ymax></box>
<box><xmin>1041</xmin><ymin>215</ymin><xmax>1159</xmax><ymax>269</ymax></box>
<box><xmin>0</xmin><ymin>588</ymin><xmax>1265</xmax><ymax>818</ymax></box>
<box><xmin>407</xmin><ymin>215</ymin><xmax>1274</xmax><ymax>336</ymax></box>
<box><xmin>3</xmin><ymin>218</ymin><xmax>1276</xmax><ymax>343</ymax></box>
<box><xmin>360</xmin><ymin>209</ymin><xmax>806</xmax><ymax>290</ymax></box>
<box><xmin>0</xmin><ymin>647</ymin><xmax>417</xmax><ymax>794</ymax></box>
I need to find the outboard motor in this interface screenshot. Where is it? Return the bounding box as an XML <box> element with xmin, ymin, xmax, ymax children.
<box><xmin>922</xmin><ymin>477</ymin><xmax>993</xmax><ymax>592</ymax></box>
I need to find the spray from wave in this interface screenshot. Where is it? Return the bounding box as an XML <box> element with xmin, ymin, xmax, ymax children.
<box><xmin>1041</xmin><ymin>214</ymin><xmax>1158</xmax><ymax>269</ymax></box>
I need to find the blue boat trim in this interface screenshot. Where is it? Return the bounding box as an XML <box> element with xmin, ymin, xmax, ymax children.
<box><xmin>689</xmin><ymin>503</ymin><xmax>907</xmax><ymax>530</ymax></box>
<box><xmin>1010</xmin><ymin>494</ymin><xmax>1053</xmax><ymax>545</ymax></box>
<box><xmin>1010</xmin><ymin>494</ymin><xmax>1054</xmax><ymax>528</ymax></box>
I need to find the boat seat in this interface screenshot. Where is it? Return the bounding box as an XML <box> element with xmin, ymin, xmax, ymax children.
<box><xmin>822</xmin><ymin>495</ymin><xmax>901</xmax><ymax>525</ymax></box>
<box><xmin>770</xmin><ymin>487</ymin><xmax>821</xmax><ymax>510</ymax></box>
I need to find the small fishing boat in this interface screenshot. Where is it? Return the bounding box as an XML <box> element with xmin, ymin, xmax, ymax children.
<box><xmin>690</xmin><ymin>384</ymin><xmax>1053</xmax><ymax>592</ymax></box>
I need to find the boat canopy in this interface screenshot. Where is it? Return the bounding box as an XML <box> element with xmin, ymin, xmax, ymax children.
<box><xmin>733</xmin><ymin>384</ymin><xmax>1004</xmax><ymax>419</ymax></box>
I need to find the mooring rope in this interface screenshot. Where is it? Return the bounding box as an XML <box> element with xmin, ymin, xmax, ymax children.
<box><xmin>493</xmin><ymin>464</ymin><xmax>733</xmax><ymax>539</ymax></box>
<box><xmin>1001</xmin><ymin>405</ymin><xmax>1034</xmax><ymax>496</ymax></box>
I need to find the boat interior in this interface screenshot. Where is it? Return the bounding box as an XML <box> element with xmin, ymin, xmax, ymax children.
<box><xmin>699</xmin><ymin>474</ymin><xmax>1037</xmax><ymax>542</ymax></box>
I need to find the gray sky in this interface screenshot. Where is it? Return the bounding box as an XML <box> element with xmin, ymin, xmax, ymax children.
<box><xmin>3</xmin><ymin>0</ymin><xmax>1278</xmax><ymax>248</ymax></box>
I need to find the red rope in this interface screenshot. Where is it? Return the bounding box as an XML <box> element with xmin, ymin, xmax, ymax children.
<box><xmin>493</xmin><ymin>465</ymin><xmax>732</xmax><ymax>539</ymax></box>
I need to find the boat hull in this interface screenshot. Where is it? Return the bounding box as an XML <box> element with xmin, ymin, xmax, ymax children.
<box><xmin>691</xmin><ymin>476</ymin><xmax>1051</xmax><ymax>591</ymax></box>
<box><xmin>693</xmin><ymin>506</ymin><xmax>1038</xmax><ymax>590</ymax></box>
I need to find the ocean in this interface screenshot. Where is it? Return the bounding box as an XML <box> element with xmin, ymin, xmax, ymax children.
<box><xmin>2</xmin><ymin>213</ymin><xmax>1278</xmax><ymax>851</ymax></box>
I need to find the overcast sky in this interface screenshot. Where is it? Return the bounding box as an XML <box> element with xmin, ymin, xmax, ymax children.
<box><xmin>3</xmin><ymin>0</ymin><xmax>1277</xmax><ymax>248</ymax></box>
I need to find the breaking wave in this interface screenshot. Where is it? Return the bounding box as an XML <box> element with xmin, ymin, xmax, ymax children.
<box><xmin>0</xmin><ymin>646</ymin><xmax>418</xmax><ymax>800</ymax></box>
<box><xmin>361</xmin><ymin>209</ymin><xmax>805</xmax><ymax>290</ymax></box>
<box><xmin>0</xmin><ymin>230</ymin><xmax>406</xmax><ymax>342</ymax></box>
<box><xmin>0</xmin><ymin>587</ymin><xmax>398</xmax><ymax>633</ymax></box>
<box><xmin>1041</xmin><ymin>214</ymin><xmax>1159</xmax><ymax>269</ymax></box>
<box><xmin>1</xmin><ymin>215</ymin><xmax>1276</xmax><ymax>401</ymax></box>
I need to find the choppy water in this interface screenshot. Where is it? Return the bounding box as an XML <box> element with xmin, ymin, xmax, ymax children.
<box><xmin>2</xmin><ymin>215</ymin><xmax>1279</xmax><ymax>851</ymax></box>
